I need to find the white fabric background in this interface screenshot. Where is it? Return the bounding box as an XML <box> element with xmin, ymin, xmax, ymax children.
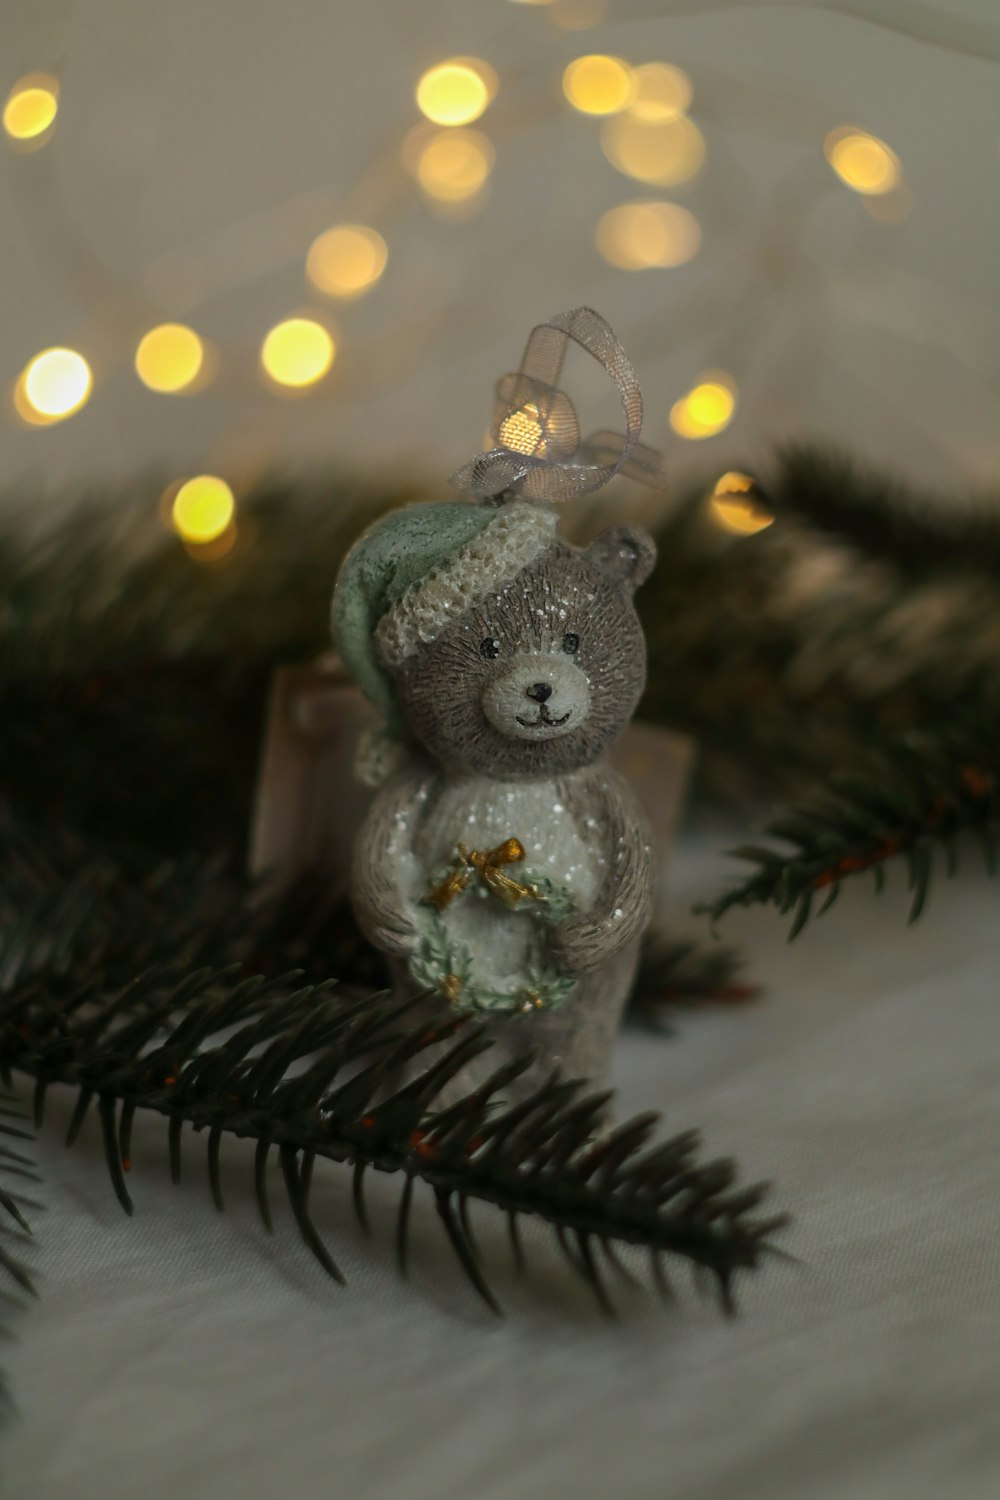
<box><xmin>3</xmin><ymin>833</ymin><xmax>999</xmax><ymax>1499</ymax></box>
<box><xmin>5</xmin><ymin>0</ymin><xmax>1000</xmax><ymax>499</ymax></box>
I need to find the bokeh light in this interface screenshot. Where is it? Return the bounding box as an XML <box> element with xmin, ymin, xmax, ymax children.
<box><xmin>185</xmin><ymin>521</ymin><xmax>238</xmax><ymax>562</ymax></box>
<box><xmin>498</xmin><ymin>403</ymin><xmax>546</xmax><ymax>455</ymax></box>
<box><xmin>414</xmin><ymin>128</ymin><xmax>495</xmax><ymax>201</ymax></box>
<box><xmin>628</xmin><ymin>63</ymin><xmax>692</xmax><ymax>122</ymax></box>
<box><xmin>709</xmin><ymin>472</ymin><xmax>774</xmax><ymax>534</ymax></box>
<box><xmin>306</xmin><ymin>224</ymin><xmax>388</xmax><ymax>299</ymax></box>
<box><xmin>416</xmin><ymin>60</ymin><xmax>495</xmax><ymax>126</ymax></box>
<box><xmin>596</xmin><ymin>201</ymin><xmax>700</xmax><ymax>269</ymax></box>
<box><xmin>824</xmin><ymin>127</ymin><xmax>901</xmax><ymax>195</ymax></box>
<box><xmin>864</xmin><ymin>182</ymin><xmax>913</xmax><ymax>224</ymax></box>
<box><xmin>670</xmin><ymin>373</ymin><xmax>737</xmax><ymax>439</ymax></box>
<box><xmin>15</xmin><ymin>348</ymin><xmax>92</xmax><ymax>424</ymax></box>
<box><xmin>3</xmin><ymin>75</ymin><xmax>59</xmax><ymax>142</ymax></box>
<box><xmin>135</xmin><ymin>324</ymin><xmax>205</xmax><ymax>393</ymax></box>
<box><xmin>547</xmin><ymin>0</ymin><xmax>607</xmax><ymax>28</ymax></box>
<box><xmin>260</xmin><ymin>318</ymin><xmax>335</xmax><ymax>388</ymax></box>
<box><xmin>562</xmin><ymin>55</ymin><xmax>633</xmax><ymax>116</ymax></box>
<box><xmin>601</xmin><ymin>112</ymin><xmax>705</xmax><ymax>185</ymax></box>
<box><xmin>171</xmin><ymin>476</ymin><xmax>235</xmax><ymax>544</ymax></box>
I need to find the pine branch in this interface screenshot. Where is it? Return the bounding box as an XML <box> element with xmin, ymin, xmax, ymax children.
<box><xmin>0</xmin><ymin>805</ymin><xmax>386</xmax><ymax>1002</ymax></box>
<box><xmin>639</xmin><ymin>472</ymin><xmax>1000</xmax><ymax>800</ymax></box>
<box><xmin>631</xmin><ymin>936</ymin><xmax>758</xmax><ymax>1029</ymax></box>
<box><xmin>762</xmin><ymin>446</ymin><xmax>1000</xmax><ymax>578</ymax></box>
<box><xmin>699</xmin><ymin>732</ymin><xmax>999</xmax><ymax>937</ymax></box>
<box><xmin>0</xmin><ymin>1092</ymin><xmax>42</xmax><ymax>1419</ymax></box>
<box><xmin>0</xmin><ymin>971</ymin><xmax>784</xmax><ymax>1317</ymax></box>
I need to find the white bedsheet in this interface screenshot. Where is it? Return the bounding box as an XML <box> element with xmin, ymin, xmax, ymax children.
<box><xmin>4</xmin><ymin>834</ymin><xmax>998</xmax><ymax>1499</ymax></box>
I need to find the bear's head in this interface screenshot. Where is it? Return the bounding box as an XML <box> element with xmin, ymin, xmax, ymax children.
<box><xmin>388</xmin><ymin>522</ymin><xmax>654</xmax><ymax>778</ymax></box>
<box><xmin>333</xmin><ymin>500</ymin><xmax>656</xmax><ymax>780</ymax></box>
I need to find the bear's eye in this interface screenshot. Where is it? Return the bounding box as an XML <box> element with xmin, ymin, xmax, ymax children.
<box><xmin>479</xmin><ymin>638</ymin><xmax>501</xmax><ymax>659</ymax></box>
<box><xmin>562</xmin><ymin>632</ymin><xmax>580</xmax><ymax>655</ymax></box>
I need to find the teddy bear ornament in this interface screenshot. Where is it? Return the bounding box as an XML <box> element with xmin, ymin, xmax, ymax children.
<box><xmin>332</xmin><ymin>308</ymin><xmax>664</xmax><ymax>1103</ymax></box>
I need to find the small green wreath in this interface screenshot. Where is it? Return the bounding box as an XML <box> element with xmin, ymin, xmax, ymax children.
<box><xmin>409</xmin><ymin>840</ymin><xmax>577</xmax><ymax>1016</ymax></box>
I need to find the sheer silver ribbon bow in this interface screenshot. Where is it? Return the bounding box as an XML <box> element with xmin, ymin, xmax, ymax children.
<box><xmin>449</xmin><ymin>306</ymin><xmax>663</xmax><ymax>502</ymax></box>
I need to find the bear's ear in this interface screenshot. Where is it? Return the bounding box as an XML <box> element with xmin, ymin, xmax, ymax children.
<box><xmin>586</xmin><ymin>524</ymin><xmax>657</xmax><ymax>591</ymax></box>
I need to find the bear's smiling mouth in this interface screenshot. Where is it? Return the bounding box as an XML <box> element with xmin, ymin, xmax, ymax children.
<box><xmin>515</xmin><ymin>707</ymin><xmax>572</xmax><ymax>729</ymax></box>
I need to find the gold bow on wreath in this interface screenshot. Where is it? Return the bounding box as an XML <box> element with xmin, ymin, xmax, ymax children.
<box><xmin>426</xmin><ymin>838</ymin><xmax>543</xmax><ymax>913</ymax></box>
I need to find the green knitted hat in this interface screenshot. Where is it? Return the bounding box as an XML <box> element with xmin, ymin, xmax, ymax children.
<box><xmin>331</xmin><ymin>500</ymin><xmax>558</xmax><ymax>725</ymax></box>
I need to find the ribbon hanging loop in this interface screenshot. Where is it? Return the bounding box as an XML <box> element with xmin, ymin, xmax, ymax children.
<box><xmin>449</xmin><ymin>306</ymin><xmax>663</xmax><ymax>503</ymax></box>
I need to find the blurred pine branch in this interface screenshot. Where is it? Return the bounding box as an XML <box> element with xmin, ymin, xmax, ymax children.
<box><xmin>699</xmin><ymin>729</ymin><xmax>999</xmax><ymax>936</ymax></box>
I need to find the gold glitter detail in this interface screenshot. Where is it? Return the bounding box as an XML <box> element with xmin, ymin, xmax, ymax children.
<box><xmin>426</xmin><ymin>837</ymin><xmax>543</xmax><ymax>911</ymax></box>
<box><xmin>440</xmin><ymin>973</ymin><xmax>464</xmax><ymax>1004</ymax></box>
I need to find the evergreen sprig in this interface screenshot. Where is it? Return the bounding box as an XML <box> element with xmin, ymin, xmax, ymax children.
<box><xmin>700</xmin><ymin>731</ymin><xmax>999</xmax><ymax>937</ymax></box>
<box><xmin>0</xmin><ymin>1095</ymin><xmax>41</xmax><ymax>1418</ymax></box>
<box><xmin>762</xmin><ymin>446</ymin><xmax>1000</xmax><ymax>578</ymax></box>
<box><xmin>0</xmin><ymin>969</ymin><xmax>784</xmax><ymax>1317</ymax></box>
<box><xmin>631</xmin><ymin>938</ymin><xmax>757</xmax><ymax>1030</ymax></box>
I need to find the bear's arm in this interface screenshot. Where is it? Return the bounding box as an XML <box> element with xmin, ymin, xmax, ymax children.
<box><xmin>551</xmin><ymin>767</ymin><xmax>655</xmax><ymax>975</ymax></box>
<box><xmin>351</xmin><ymin>763</ymin><xmax>434</xmax><ymax>958</ymax></box>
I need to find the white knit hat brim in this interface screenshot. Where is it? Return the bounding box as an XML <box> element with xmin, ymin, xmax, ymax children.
<box><xmin>375</xmin><ymin>503</ymin><xmax>558</xmax><ymax>666</ymax></box>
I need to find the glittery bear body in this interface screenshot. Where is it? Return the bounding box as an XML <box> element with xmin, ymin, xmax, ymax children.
<box><xmin>345</xmin><ymin>512</ymin><xmax>657</xmax><ymax>1101</ymax></box>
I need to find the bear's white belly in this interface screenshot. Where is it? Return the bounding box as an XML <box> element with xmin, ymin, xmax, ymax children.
<box><xmin>409</xmin><ymin>776</ymin><xmax>603</xmax><ymax>994</ymax></box>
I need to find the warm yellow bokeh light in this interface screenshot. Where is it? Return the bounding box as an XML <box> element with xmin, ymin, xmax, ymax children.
<box><xmin>171</xmin><ymin>476</ymin><xmax>235</xmax><ymax>544</ymax></box>
<box><xmin>824</xmin><ymin>127</ymin><xmax>901</xmax><ymax>196</ymax></box>
<box><xmin>864</xmin><ymin>182</ymin><xmax>913</xmax><ymax>224</ymax></box>
<box><xmin>670</xmin><ymin>374</ymin><xmax>737</xmax><ymax>440</ymax></box>
<box><xmin>416</xmin><ymin>60</ymin><xmax>494</xmax><ymax>126</ymax></box>
<box><xmin>548</xmin><ymin>0</ymin><xmax>608</xmax><ymax>28</ymax></box>
<box><xmin>16</xmin><ymin>348</ymin><xmax>92</xmax><ymax>424</ymax></box>
<box><xmin>498</xmin><ymin>403</ymin><xmax>546</xmax><ymax>455</ymax></box>
<box><xmin>628</xmin><ymin>63</ymin><xmax>692</xmax><ymax>122</ymax></box>
<box><xmin>562</xmin><ymin>55</ymin><xmax>633</xmax><ymax>115</ymax></box>
<box><xmin>601</xmin><ymin>112</ymin><xmax>705</xmax><ymax>186</ymax></box>
<box><xmin>134</xmin><ymin>324</ymin><xmax>204</xmax><ymax>393</ymax></box>
<box><xmin>710</xmin><ymin>473</ymin><xmax>774</xmax><ymax>535</ymax></box>
<box><xmin>260</xmin><ymin>318</ymin><xmax>335</xmax><ymax>388</ymax></box>
<box><xmin>3</xmin><ymin>76</ymin><xmax>59</xmax><ymax>141</ymax></box>
<box><xmin>596</xmin><ymin>200</ymin><xmax>700</xmax><ymax>269</ymax></box>
<box><xmin>185</xmin><ymin>520</ymin><xmax>238</xmax><ymax>563</ymax></box>
<box><xmin>414</xmin><ymin>128</ymin><xmax>495</xmax><ymax>201</ymax></box>
<box><xmin>306</xmin><ymin>224</ymin><xmax>388</xmax><ymax>299</ymax></box>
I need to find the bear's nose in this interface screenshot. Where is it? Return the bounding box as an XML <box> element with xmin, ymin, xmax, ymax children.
<box><xmin>526</xmin><ymin>682</ymin><xmax>553</xmax><ymax>703</ymax></box>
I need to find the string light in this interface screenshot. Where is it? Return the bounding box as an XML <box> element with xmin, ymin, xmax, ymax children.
<box><xmin>135</xmin><ymin>324</ymin><xmax>205</xmax><ymax>393</ymax></box>
<box><xmin>596</xmin><ymin>201</ymin><xmax>700</xmax><ymax>269</ymax></box>
<box><xmin>709</xmin><ymin>472</ymin><xmax>774</xmax><ymax>534</ymax></box>
<box><xmin>824</xmin><ymin>127</ymin><xmax>901</xmax><ymax>195</ymax></box>
<box><xmin>171</xmin><ymin>476</ymin><xmax>235</xmax><ymax>544</ymax></box>
<box><xmin>547</xmin><ymin>0</ymin><xmax>607</xmax><ymax>28</ymax></box>
<box><xmin>14</xmin><ymin>348</ymin><xmax>92</xmax><ymax>424</ymax></box>
<box><xmin>184</xmin><ymin>522</ymin><xmax>238</xmax><ymax>562</ymax></box>
<box><xmin>670</xmin><ymin>373</ymin><xmax>737</xmax><ymax>439</ymax></box>
<box><xmin>416</xmin><ymin>59</ymin><xmax>496</xmax><ymax>127</ymax></box>
<box><xmin>601</xmin><ymin>113</ymin><xmax>705</xmax><ymax>185</ymax></box>
<box><xmin>413</xmin><ymin>128</ymin><xmax>495</xmax><ymax>202</ymax></box>
<box><xmin>628</xmin><ymin>63</ymin><xmax>692</xmax><ymax>122</ymax></box>
<box><xmin>498</xmin><ymin>403</ymin><xmax>547</xmax><ymax>455</ymax></box>
<box><xmin>260</xmin><ymin>317</ymin><xmax>335</xmax><ymax>388</ymax></box>
<box><xmin>3</xmin><ymin>74</ymin><xmax>59</xmax><ymax>143</ymax></box>
<box><xmin>864</xmin><ymin>182</ymin><xmax>913</xmax><ymax>223</ymax></box>
<box><xmin>306</xmin><ymin>224</ymin><xmax>388</xmax><ymax>299</ymax></box>
<box><xmin>561</xmin><ymin>56</ymin><xmax>633</xmax><ymax>116</ymax></box>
